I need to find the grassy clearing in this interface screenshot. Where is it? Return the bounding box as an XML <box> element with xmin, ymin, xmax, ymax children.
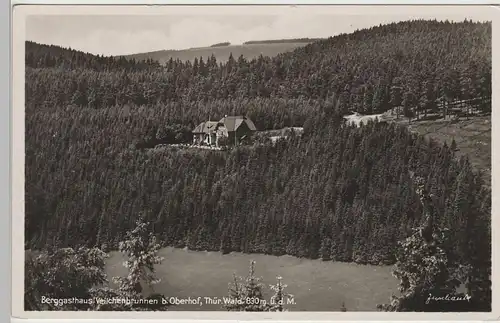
<box><xmin>343</xmin><ymin>110</ymin><xmax>490</xmax><ymax>187</ymax></box>
<box><xmin>402</xmin><ymin>116</ymin><xmax>491</xmax><ymax>187</ymax></box>
<box><xmin>106</xmin><ymin>247</ymin><xmax>398</xmax><ymax>311</ymax></box>
<box><xmin>379</xmin><ymin>108</ymin><xmax>491</xmax><ymax>187</ymax></box>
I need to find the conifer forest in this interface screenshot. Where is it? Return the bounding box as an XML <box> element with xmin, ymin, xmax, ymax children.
<box><xmin>24</xmin><ymin>19</ymin><xmax>492</xmax><ymax>312</ymax></box>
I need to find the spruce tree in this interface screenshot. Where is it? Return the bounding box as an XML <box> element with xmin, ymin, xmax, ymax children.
<box><xmin>224</xmin><ymin>260</ymin><xmax>270</xmax><ymax>311</ymax></box>
<box><xmin>377</xmin><ymin>174</ymin><xmax>462</xmax><ymax>311</ymax></box>
<box><xmin>269</xmin><ymin>276</ymin><xmax>293</xmax><ymax>312</ymax></box>
<box><xmin>112</xmin><ymin>214</ymin><xmax>168</xmax><ymax>310</ymax></box>
<box><xmin>224</xmin><ymin>273</ymin><xmax>246</xmax><ymax>311</ymax></box>
<box><xmin>24</xmin><ymin>247</ymin><xmax>108</xmax><ymax>311</ymax></box>
<box><xmin>241</xmin><ymin>260</ymin><xmax>270</xmax><ymax>311</ymax></box>
<box><xmin>376</xmin><ymin>222</ymin><xmax>456</xmax><ymax>311</ymax></box>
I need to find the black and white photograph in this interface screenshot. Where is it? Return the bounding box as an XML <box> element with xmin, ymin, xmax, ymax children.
<box><xmin>14</xmin><ymin>4</ymin><xmax>494</xmax><ymax>316</ymax></box>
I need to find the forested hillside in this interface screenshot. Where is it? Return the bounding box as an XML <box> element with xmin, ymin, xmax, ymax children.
<box><xmin>25</xmin><ymin>18</ymin><xmax>491</xmax><ymax>279</ymax></box>
<box><xmin>27</xmin><ymin>19</ymin><xmax>491</xmax><ymax>121</ymax></box>
<box><xmin>26</xmin><ymin>41</ymin><xmax>161</xmax><ymax>71</ymax></box>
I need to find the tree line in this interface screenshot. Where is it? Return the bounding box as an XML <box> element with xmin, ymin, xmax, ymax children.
<box><xmin>211</xmin><ymin>42</ymin><xmax>231</xmax><ymax>47</ymax></box>
<box><xmin>243</xmin><ymin>38</ymin><xmax>323</xmax><ymax>45</ymax></box>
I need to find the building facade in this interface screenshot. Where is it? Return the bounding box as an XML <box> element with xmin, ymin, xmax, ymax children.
<box><xmin>192</xmin><ymin>116</ymin><xmax>257</xmax><ymax>147</ymax></box>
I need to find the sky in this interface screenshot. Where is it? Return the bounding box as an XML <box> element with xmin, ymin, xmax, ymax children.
<box><xmin>25</xmin><ymin>6</ymin><xmax>493</xmax><ymax>56</ymax></box>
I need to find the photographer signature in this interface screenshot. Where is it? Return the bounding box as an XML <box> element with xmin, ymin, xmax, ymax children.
<box><xmin>426</xmin><ymin>293</ymin><xmax>472</xmax><ymax>304</ymax></box>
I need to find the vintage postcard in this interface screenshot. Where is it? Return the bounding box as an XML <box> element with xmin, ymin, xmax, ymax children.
<box><xmin>11</xmin><ymin>3</ymin><xmax>499</xmax><ymax>321</ymax></box>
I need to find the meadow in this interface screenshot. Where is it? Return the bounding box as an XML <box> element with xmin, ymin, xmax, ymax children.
<box><xmin>105</xmin><ymin>247</ymin><xmax>398</xmax><ymax>311</ymax></box>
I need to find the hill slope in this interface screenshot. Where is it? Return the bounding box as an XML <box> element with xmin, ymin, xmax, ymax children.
<box><xmin>26</xmin><ymin>41</ymin><xmax>161</xmax><ymax>71</ymax></box>
<box><xmin>408</xmin><ymin>117</ymin><xmax>491</xmax><ymax>186</ymax></box>
<box><xmin>24</xmin><ymin>19</ymin><xmax>491</xmax><ymax>284</ymax></box>
<box><xmin>123</xmin><ymin>41</ymin><xmax>315</xmax><ymax>64</ymax></box>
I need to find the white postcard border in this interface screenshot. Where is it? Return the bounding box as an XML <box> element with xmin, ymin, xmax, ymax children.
<box><xmin>10</xmin><ymin>3</ymin><xmax>500</xmax><ymax>322</ymax></box>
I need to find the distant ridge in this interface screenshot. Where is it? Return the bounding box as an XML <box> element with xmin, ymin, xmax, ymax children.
<box><xmin>243</xmin><ymin>38</ymin><xmax>325</xmax><ymax>45</ymax></box>
<box><xmin>123</xmin><ymin>39</ymin><xmax>317</xmax><ymax>64</ymax></box>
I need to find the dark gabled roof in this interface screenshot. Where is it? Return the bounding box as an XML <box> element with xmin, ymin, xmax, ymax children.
<box><xmin>192</xmin><ymin>121</ymin><xmax>219</xmax><ymax>134</ymax></box>
<box><xmin>218</xmin><ymin>116</ymin><xmax>257</xmax><ymax>132</ymax></box>
<box><xmin>192</xmin><ymin>122</ymin><xmax>204</xmax><ymax>133</ymax></box>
